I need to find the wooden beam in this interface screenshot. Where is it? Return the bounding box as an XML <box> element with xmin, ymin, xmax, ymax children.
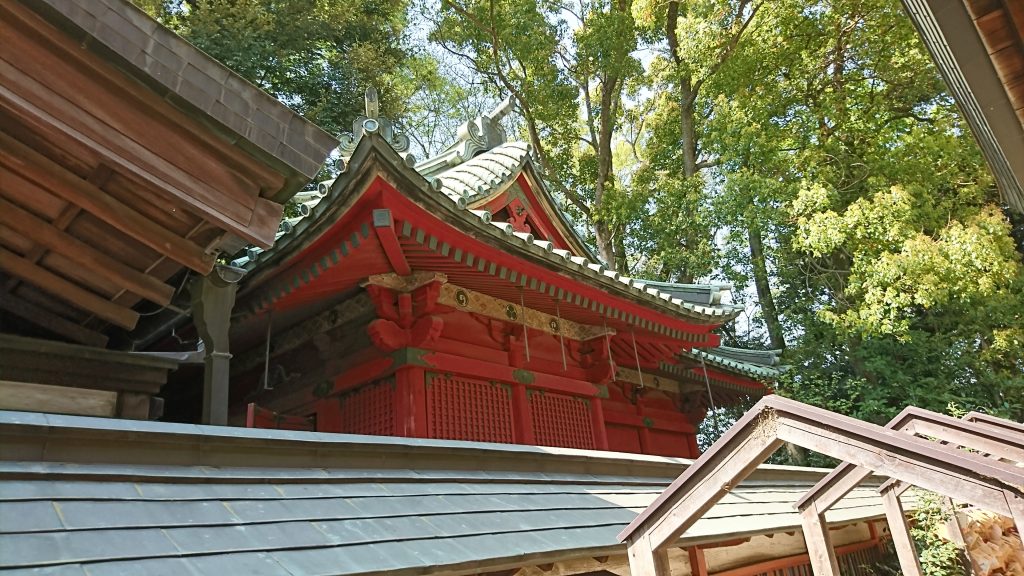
<box><xmin>0</xmin><ymin>294</ymin><xmax>107</xmax><ymax>347</ymax></box>
<box><xmin>373</xmin><ymin>209</ymin><xmax>412</xmax><ymax>276</ymax></box>
<box><xmin>621</xmin><ymin>396</ymin><xmax>1024</xmax><ymax>576</ymax></box>
<box><xmin>0</xmin><ymin>129</ymin><xmax>215</xmax><ymax>273</ymax></box>
<box><xmin>626</xmin><ymin>534</ymin><xmax>671</xmax><ymax>576</ymax></box>
<box><xmin>3</xmin><ymin>166</ymin><xmax>97</xmax><ymax>296</ymax></box>
<box><xmin>0</xmin><ymin>245</ymin><xmax>138</xmax><ymax>329</ymax></box>
<box><xmin>800</xmin><ymin>502</ymin><xmax>840</xmax><ymax>576</ymax></box>
<box><xmin>795</xmin><ymin>406</ymin><xmax>1024</xmax><ymax>515</ymax></box>
<box><xmin>0</xmin><ymin>197</ymin><xmax>174</xmax><ymax>305</ymax></box>
<box><xmin>641</xmin><ymin>420</ymin><xmax>782</xmax><ymax>550</ymax></box>
<box><xmin>437</xmin><ymin>282</ymin><xmax>615</xmax><ymax>342</ymax></box>
<box><xmin>881</xmin><ymin>486</ymin><xmax>923</xmax><ymax>576</ymax></box>
<box><xmin>0</xmin><ymin>380</ymin><xmax>116</xmax><ymax>417</ymax></box>
<box><xmin>686</xmin><ymin>547</ymin><xmax>709</xmax><ymax>576</ymax></box>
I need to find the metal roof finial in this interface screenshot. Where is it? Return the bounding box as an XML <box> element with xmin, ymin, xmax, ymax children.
<box><xmin>337</xmin><ymin>86</ymin><xmax>412</xmax><ymax>160</ymax></box>
<box><xmin>364</xmin><ymin>87</ymin><xmax>379</xmax><ymax>119</ymax></box>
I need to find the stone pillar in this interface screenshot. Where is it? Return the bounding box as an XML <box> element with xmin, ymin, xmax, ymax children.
<box><xmin>190</xmin><ymin>265</ymin><xmax>244</xmax><ymax>426</ymax></box>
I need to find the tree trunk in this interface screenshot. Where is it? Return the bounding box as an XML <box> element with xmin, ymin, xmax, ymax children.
<box><xmin>595</xmin><ymin>220</ymin><xmax>616</xmax><ymax>269</ymax></box>
<box><xmin>748</xmin><ymin>222</ymin><xmax>785</xmax><ymax>349</ymax></box>
<box><xmin>679</xmin><ymin>82</ymin><xmax>698</xmax><ymax>179</ymax></box>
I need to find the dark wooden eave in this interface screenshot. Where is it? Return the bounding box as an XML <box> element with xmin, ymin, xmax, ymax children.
<box><xmin>0</xmin><ymin>0</ymin><xmax>338</xmax><ymax>347</ymax></box>
<box><xmin>903</xmin><ymin>0</ymin><xmax>1024</xmax><ymax>212</ymax></box>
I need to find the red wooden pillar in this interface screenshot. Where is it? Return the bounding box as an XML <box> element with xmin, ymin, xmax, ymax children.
<box><xmin>395</xmin><ymin>366</ymin><xmax>427</xmax><ymax>438</ymax></box>
<box><xmin>315</xmin><ymin>398</ymin><xmax>342</xmax><ymax>433</ymax></box>
<box><xmin>511</xmin><ymin>383</ymin><xmax>536</xmax><ymax>445</ymax></box>
<box><xmin>590</xmin><ymin>397</ymin><xmax>609</xmax><ymax>450</ymax></box>
<box><xmin>687</xmin><ymin>547</ymin><xmax>709</xmax><ymax>576</ymax></box>
<box><xmin>638</xmin><ymin>405</ymin><xmax>652</xmax><ymax>454</ymax></box>
<box><xmin>686</xmin><ymin>433</ymin><xmax>700</xmax><ymax>458</ymax></box>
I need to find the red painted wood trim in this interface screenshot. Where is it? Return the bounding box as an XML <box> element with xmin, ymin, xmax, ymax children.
<box><xmin>511</xmin><ymin>383</ymin><xmax>536</xmax><ymax>444</ymax></box>
<box><xmin>375</xmin><ymin>184</ymin><xmax>721</xmax><ymax>336</ymax></box>
<box><xmin>602</xmin><ymin>409</ymin><xmax>696</xmax><ymax>434</ymax></box>
<box><xmin>373</xmin><ymin>208</ymin><xmax>411</xmax><ymax>276</ymax></box>
<box><xmin>408</xmin><ymin>367</ymin><xmax>427</xmax><ymax>438</ymax></box>
<box><xmin>590</xmin><ymin>397</ymin><xmax>609</xmax><ymax>450</ymax></box>
<box><xmin>315</xmin><ymin>399</ymin><xmax>342</xmax><ymax>432</ymax></box>
<box><xmin>688</xmin><ymin>547</ymin><xmax>709</xmax><ymax>576</ymax></box>
<box><xmin>420</xmin><ymin>350</ymin><xmax>601</xmax><ymax>398</ymax></box>
<box><xmin>687</xmin><ymin>434</ymin><xmax>700</xmax><ymax>458</ymax></box>
<box><xmin>710</xmin><ymin>538</ymin><xmax>881</xmax><ymax>576</ymax></box>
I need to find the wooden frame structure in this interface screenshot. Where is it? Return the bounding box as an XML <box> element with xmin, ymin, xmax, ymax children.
<box><xmin>795</xmin><ymin>407</ymin><xmax>1024</xmax><ymax>576</ymax></box>
<box><xmin>0</xmin><ymin>0</ymin><xmax>336</xmax><ymax>347</ymax></box>
<box><xmin>618</xmin><ymin>396</ymin><xmax>1024</xmax><ymax>575</ymax></box>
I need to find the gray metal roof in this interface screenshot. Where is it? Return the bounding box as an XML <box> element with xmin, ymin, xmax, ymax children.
<box><xmin>679</xmin><ymin>346</ymin><xmax>783</xmax><ymax>379</ymax></box>
<box><xmin>0</xmin><ymin>411</ymin><xmax>888</xmax><ymax>575</ymax></box>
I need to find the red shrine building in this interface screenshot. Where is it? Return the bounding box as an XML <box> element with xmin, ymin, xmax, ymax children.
<box><xmin>211</xmin><ymin>92</ymin><xmax>781</xmax><ymax>457</ymax></box>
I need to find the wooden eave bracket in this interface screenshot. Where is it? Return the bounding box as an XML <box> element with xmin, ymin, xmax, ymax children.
<box><xmin>372</xmin><ymin>208</ymin><xmax>411</xmax><ymax>276</ymax></box>
<box><xmin>619</xmin><ymin>396</ymin><xmax>1024</xmax><ymax>576</ymax></box>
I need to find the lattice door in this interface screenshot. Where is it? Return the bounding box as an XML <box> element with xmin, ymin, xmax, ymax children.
<box><xmin>529</xmin><ymin>390</ymin><xmax>596</xmax><ymax>449</ymax></box>
<box><xmin>425</xmin><ymin>373</ymin><xmax>514</xmax><ymax>443</ymax></box>
<box><xmin>337</xmin><ymin>379</ymin><xmax>395</xmax><ymax>435</ymax></box>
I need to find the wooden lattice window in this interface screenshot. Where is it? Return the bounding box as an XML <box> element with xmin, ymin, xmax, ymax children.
<box><xmin>425</xmin><ymin>373</ymin><xmax>514</xmax><ymax>443</ymax></box>
<box><xmin>338</xmin><ymin>379</ymin><xmax>395</xmax><ymax>436</ymax></box>
<box><xmin>529</xmin><ymin>390</ymin><xmax>596</xmax><ymax>450</ymax></box>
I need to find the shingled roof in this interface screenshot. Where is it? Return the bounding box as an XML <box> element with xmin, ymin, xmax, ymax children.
<box><xmin>0</xmin><ymin>411</ymin><xmax>892</xmax><ymax>575</ymax></box>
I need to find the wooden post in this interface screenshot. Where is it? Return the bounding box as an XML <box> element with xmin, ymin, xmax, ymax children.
<box><xmin>1008</xmin><ymin>489</ymin><xmax>1024</xmax><ymax>539</ymax></box>
<box><xmin>511</xmin><ymin>383</ymin><xmax>535</xmax><ymax>444</ymax></box>
<box><xmin>940</xmin><ymin>498</ymin><xmax>976</xmax><ymax>575</ymax></box>
<box><xmin>190</xmin><ymin>265</ymin><xmax>243</xmax><ymax>426</ymax></box>
<box><xmin>881</xmin><ymin>485</ymin><xmax>923</xmax><ymax>576</ymax></box>
<box><xmin>800</xmin><ymin>502</ymin><xmax>840</xmax><ymax>576</ymax></box>
<box><xmin>590</xmin><ymin>397</ymin><xmax>609</xmax><ymax>450</ymax></box>
<box><xmin>395</xmin><ymin>366</ymin><xmax>427</xmax><ymax>437</ymax></box>
<box><xmin>626</xmin><ymin>534</ymin><xmax>671</xmax><ymax>576</ymax></box>
<box><xmin>687</xmin><ymin>547</ymin><xmax>709</xmax><ymax>576</ymax></box>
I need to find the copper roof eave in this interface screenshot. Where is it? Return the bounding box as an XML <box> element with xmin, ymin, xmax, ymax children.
<box><xmin>29</xmin><ymin>0</ymin><xmax>339</xmax><ymax>200</ymax></box>
<box><xmin>903</xmin><ymin>0</ymin><xmax>1024</xmax><ymax>212</ymax></box>
<box><xmin>237</xmin><ymin>134</ymin><xmax>743</xmax><ymax>327</ymax></box>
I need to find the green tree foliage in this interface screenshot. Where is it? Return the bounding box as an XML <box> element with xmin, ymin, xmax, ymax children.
<box><xmin>429</xmin><ymin>0</ymin><xmax>642</xmax><ymax>266</ymax></box>
<box><xmin>134</xmin><ymin>0</ymin><xmax>416</xmax><ymax>136</ymax></box>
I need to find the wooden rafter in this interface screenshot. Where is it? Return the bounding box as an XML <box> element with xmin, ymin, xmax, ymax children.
<box><xmin>0</xmin><ymin>130</ymin><xmax>215</xmax><ymax>274</ymax></box>
<box><xmin>0</xmin><ymin>198</ymin><xmax>174</xmax><ymax>305</ymax></box>
<box><xmin>0</xmin><ymin>294</ymin><xmax>107</xmax><ymax>347</ymax></box>
<box><xmin>794</xmin><ymin>406</ymin><xmax>1024</xmax><ymax>514</ymax></box>
<box><xmin>619</xmin><ymin>396</ymin><xmax>1024</xmax><ymax>576</ymax></box>
<box><xmin>0</xmin><ymin>246</ymin><xmax>138</xmax><ymax>330</ymax></box>
<box><xmin>372</xmin><ymin>209</ymin><xmax>412</xmax><ymax>276</ymax></box>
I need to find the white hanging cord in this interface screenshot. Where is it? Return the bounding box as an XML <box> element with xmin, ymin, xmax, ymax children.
<box><xmin>630</xmin><ymin>328</ymin><xmax>645</xmax><ymax>388</ymax></box>
<box><xmin>699</xmin><ymin>354</ymin><xmax>718</xmax><ymax>414</ymax></box>
<box><xmin>603</xmin><ymin>316</ymin><xmax>615</xmax><ymax>376</ymax></box>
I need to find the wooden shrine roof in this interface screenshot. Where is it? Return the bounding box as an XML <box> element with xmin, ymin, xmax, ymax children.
<box><xmin>903</xmin><ymin>0</ymin><xmax>1024</xmax><ymax>212</ymax></box>
<box><xmin>0</xmin><ymin>0</ymin><xmax>338</xmax><ymax>348</ymax></box>
<box><xmin>0</xmin><ymin>410</ymin><xmax>893</xmax><ymax>575</ymax></box>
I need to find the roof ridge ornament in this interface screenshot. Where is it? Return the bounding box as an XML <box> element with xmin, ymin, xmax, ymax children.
<box><xmin>338</xmin><ymin>87</ymin><xmax>411</xmax><ymax>159</ymax></box>
<box><xmin>416</xmin><ymin>96</ymin><xmax>518</xmax><ymax>176</ymax></box>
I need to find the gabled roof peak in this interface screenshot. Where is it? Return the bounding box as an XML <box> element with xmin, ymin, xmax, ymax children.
<box><xmin>417</xmin><ymin>96</ymin><xmax>518</xmax><ymax>177</ymax></box>
<box><xmin>338</xmin><ymin>87</ymin><xmax>413</xmax><ymax>162</ymax></box>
